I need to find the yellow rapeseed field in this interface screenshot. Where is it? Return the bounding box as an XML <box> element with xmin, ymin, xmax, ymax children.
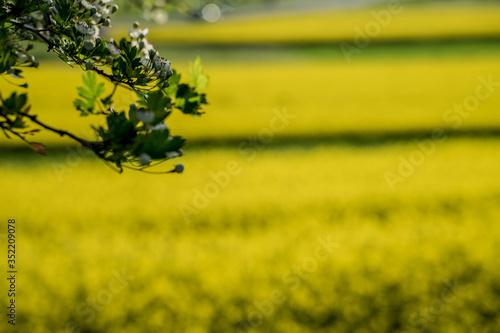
<box><xmin>1</xmin><ymin>139</ymin><xmax>500</xmax><ymax>332</ymax></box>
<box><xmin>143</xmin><ymin>3</ymin><xmax>500</xmax><ymax>44</ymax></box>
<box><xmin>1</xmin><ymin>3</ymin><xmax>500</xmax><ymax>332</ymax></box>
<box><xmin>1</xmin><ymin>53</ymin><xmax>500</xmax><ymax>148</ymax></box>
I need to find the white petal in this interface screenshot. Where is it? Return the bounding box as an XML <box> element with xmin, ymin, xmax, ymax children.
<box><xmin>137</xmin><ymin>110</ymin><xmax>155</xmax><ymax>124</ymax></box>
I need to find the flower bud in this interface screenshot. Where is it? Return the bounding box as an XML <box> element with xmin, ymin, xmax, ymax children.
<box><xmin>85</xmin><ymin>61</ymin><xmax>94</xmax><ymax>70</ymax></box>
<box><xmin>133</xmin><ymin>21</ymin><xmax>140</xmax><ymax>29</ymax></box>
<box><xmin>106</xmin><ymin>56</ymin><xmax>113</xmax><ymax>64</ymax></box>
<box><xmin>103</xmin><ymin>18</ymin><xmax>111</xmax><ymax>27</ymax></box>
<box><xmin>95</xmin><ymin>37</ymin><xmax>102</xmax><ymax>45</ymax></box>
<box><xmin>139</xmin><ymin>41</ymin><xmax>145</xmax><ymax>49</ymax></box>
<box><xmin>136</xmin><ymin>110</ymin><xmax>155</xmax><ymax>124</ymax></box>
<box><xmin>111</xmin><ymin>5</ymin><xmax>119</xmax><ymax>13</ymax></box>
<box><xmin>130</xmin><ymin>103</ymin><xmax>138</xmax><ymax>111</ymax></box>
<box><xmin>84</xmin><ymin>40</ymin><xmax>95</xmax><ymax>50</ymax></box>
<box><xmin>138</xmin><ymin>153</ymin><xmax>151</xmax><ymax>166</ymax></box>
<box><xmin>174</xmin><ymin>164</ymin><xmax>184</xmax><ymax>174</ymax></box>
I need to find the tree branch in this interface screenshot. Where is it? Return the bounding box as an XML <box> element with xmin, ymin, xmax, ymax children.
<box><xmin>1</xmin><ymin>122</ymin><xmax>28</xmax><ymax>143</ymax></box>
<box><xmin>91</xmin><ymin>66</ymin><xmax>118</xmax><ymax>83</ymax></box>
<box><xmin>11</xmin><ymin>20</ymin><xmax>57</xmax><ymax>52</ymax></box>
<box><xmin>19</xmin><ymin>111</ymin><xmax>103</xmax><ymax>154</ymax></box>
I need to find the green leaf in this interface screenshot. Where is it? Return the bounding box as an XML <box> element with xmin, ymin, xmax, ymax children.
<box><xmin>146</xmin><ymin>91</ymin><xmax>171</xmax><ymax>125</ymax></box>
<box><xmin>174</xmin><ymin>84</ymin><xmax>207</xmax><ymax>116</ymax></box>
<box><xmin>188</xmin><ymin>57</ymin><xmax>209</xmax><ymax>92</ymax></box>
<box><xmin>132</xmin><ymin>131</ymin><xmax>185</xmax><ymax>159</ymax></box>
<box><xmin>129</xmin><ymin>109</ymin><xmax>140</xmax><ymax>126</ymax></box>
<box><xmin>105</xmin><ymin>112</ymin><xmax>136</xmax><ymax>145</ymax></box>
<box><xmin>0</xmin><ymin>92</ymin><xmax>29</xmax><ymax>115</ymax></box>
<box><xmin>147</xmin><ymin>91</ymin><xmax>168</xmax><ymax>113</ymax></box>
<box><xmin>74</xmin><ymin>72</ymin><xmax>106</xmax><ymax>115</ymax></box>
<box><xmin>11</xmin><ymin>116</ymin><xmax>25</xmax><ymax>129</ymax></box>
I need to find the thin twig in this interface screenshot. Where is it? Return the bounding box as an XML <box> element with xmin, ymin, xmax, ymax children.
<box><xmin>105</xmin><ymin>82</ymin><xmax>119</xmax><ymax>100</ymax></box>
<box><xmin>19</xmin><ymin>111</ymin><xmax>101</xmax><ymax>153</ymax></box>
<box><xmin>11</xmin><ymin>20</ymin><xmax>57</xmax><ymax>51</ymax></box>
<box><xmin>5</xmin><ymin>126</ymin><xmax>28</xmax><ymax>143</ymax></box>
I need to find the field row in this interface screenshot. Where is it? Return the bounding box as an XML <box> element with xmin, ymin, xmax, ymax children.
<box><xmin>1</xmin><ymin>53</ymin><xmax>500</xmax><ymax>150</ymax></box>
<box><xmin>130</xmin><ymin>4</ymin><xmax>500</xmax><ymax>45</ymax></box>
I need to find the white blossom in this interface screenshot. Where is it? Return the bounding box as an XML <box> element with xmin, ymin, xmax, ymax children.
<box><xmin>75</xmin><ymin>21</ymin><xmax>96</xmax><ymax>35</ymax></box>
<box><xmin>147</xmin><ymin>122</ymin><xmax>167</xmax><ymax>131</ymax></box>
<box><xmin>160</xmin><ymin>59</ymin><xmax>170</xmax><ymax>72</ymax></box>
<box><xmin>105</xmin><ymin>42</ymin><xmax>121</xmax><ymax>57</ymax></box>
<box><xmin>140</xmin><ymin>58</ymin><xmax>153</xmax><ymax>70</ymax></box>
<box><xmin>129</xmin><ymin>27</ymin><xmax>149</xmax><ymax>39</ymax></box>
<box><xmin>153</xmin><ymin>56</ymin><xmax>171</xmax><ymax>78</ymax></box>
<box><xmin>133</xmin><ymin>38</ymin><xmax>155</xmax><ymax>59</ymax></box>
<box><xmin>166</xmin><ymin>151</ymin><xmax>181</xmax><ymax>159</ymax></box>
<box><xmin>80</xmin><ymin>0</ymin><xmax>96</xmax><ymax>12</ymax></box>
<box><xmin>143</xmin><ymin>8</ymin><xmax>168</xmax><ymax>24</ymax></box>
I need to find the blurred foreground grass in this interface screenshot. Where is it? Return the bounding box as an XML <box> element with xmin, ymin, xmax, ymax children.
<box><xmin>1</xmin><ymin>138</ymin><xmax>500</xmax><ymax>332</ymax></box>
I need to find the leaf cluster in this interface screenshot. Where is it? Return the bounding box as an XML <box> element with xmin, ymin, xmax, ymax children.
<box><xmin>0</xmin><ymin>0</ymin><xmax>209</xmax><ymax>173</ymax></box>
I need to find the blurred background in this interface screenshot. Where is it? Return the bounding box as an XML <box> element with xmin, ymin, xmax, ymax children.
<box><xmin>1</xmin><ymin>0</ymin><xmax>500</xmax><ymax>332</ymax></box>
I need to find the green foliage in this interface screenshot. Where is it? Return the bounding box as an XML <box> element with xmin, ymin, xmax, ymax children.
<box><xmin>0</xmin><ymin>92</ymin><xmax>28</xmax><ymax>116</ymax></box>
<box><xmin>74</xmin><ymin>72</ymin><xmax>106</xmax><ymax>116</ymax></box>
<box><xmin>132</xmin><ymin>131</ymin><xmax>185</xmax><ymax>159</ymax></box>
<box><xmin>189</xmin><ymin>56</ymin><xmax>209</xmax><ymax>91</ymax></box>
<box><xmin>0</xmin><ymin>0</ymin><xmax>208</xmax><ymax>172</ymax></box>
<box><xmin>163</xmin><ymin>60</ymin><xmax>209</xmax><ymax>117</ymax></box>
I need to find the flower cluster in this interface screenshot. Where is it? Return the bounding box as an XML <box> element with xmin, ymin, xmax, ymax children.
<box><xmin>69</xmin><ymin>0</ymin><xmax>120</xmax><ymax>51</ymax></box>
<box><xmin>78</xmin><ymin>0</ymin><xmax>117</xmax><ymax>22</ymax></box>
<box><xmin>126</xmin><ymin>21</ymin><xmax>174</xmax><ymax>85</ymax></box>
<box><xmin>75</xmin><ymin>21</ymin><xmax>96</xmax><ymax>35</ymax></box>
<box><xmin>154</xmin><ymin>56</ymin><xmax>172</xmax><ymax>78</ymax></box>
